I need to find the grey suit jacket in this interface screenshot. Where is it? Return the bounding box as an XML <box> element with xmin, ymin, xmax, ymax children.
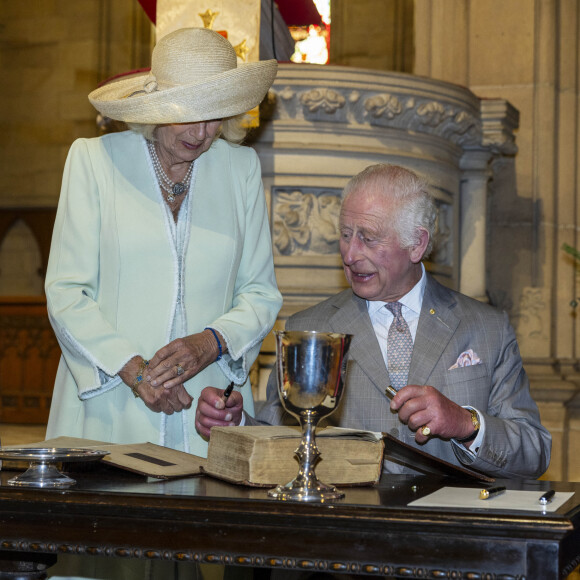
<box><xmin>250</xmin><ymin>275</ymin><xmax>551</xmax><ymax>479</ymax></box>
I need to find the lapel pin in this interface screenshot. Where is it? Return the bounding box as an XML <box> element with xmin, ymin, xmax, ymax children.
<box><xmin>429</xmin><ymin>308</ymin><xmax>435</xmax><ymax>314</ymax></box>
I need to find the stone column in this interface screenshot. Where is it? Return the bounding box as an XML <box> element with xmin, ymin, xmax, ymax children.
<box><xmin>458</xmin><ymin>150</ymin><xmax>493</xmax><ymax>300</ymax></box>
<box><xmin>458</xmin><ymin>99</ymin><xmax>519</xmax><ymax>300</ymax></box>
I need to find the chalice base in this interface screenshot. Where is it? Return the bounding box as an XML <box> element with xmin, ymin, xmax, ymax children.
<box><xmin>268</xmin><ymin>478</ymin><xmax>345</xmax><ymax>502</ymax></box>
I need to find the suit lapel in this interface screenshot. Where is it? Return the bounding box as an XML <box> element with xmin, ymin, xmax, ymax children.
<box><xmin>326</xmin><ymin>277</ymin><xmax>461</xmax><ymax>393</ymax></box>
<box><xmin>326</xmin><ymin>291</ymin><xmax>390</xmax><ymax>394</ymax></box>
<box><xmin>409</xmin><ymin>276</ymin><xmax>459</xmax><ymax>385</ymax></box>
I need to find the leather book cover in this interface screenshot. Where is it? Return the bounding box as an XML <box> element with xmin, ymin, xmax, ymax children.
<box><xmin>382</xmin><ymin>432</ymin><xmax>495</xmax><ymax>483</ymax></box>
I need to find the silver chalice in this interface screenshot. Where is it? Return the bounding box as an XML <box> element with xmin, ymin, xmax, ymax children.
<box><xmin>268</xmin><ymin>330</ymin><xmax>352</xmax><ymax>502</ymax></box>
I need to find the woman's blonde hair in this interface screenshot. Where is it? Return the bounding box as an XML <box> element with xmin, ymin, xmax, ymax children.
<box><xmin>127</xmin><ymin>112</ymin><xmax>248</xmax><ymax>144</ymax></box>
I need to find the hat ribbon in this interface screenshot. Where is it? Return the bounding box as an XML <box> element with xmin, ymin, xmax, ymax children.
<box><xmin>125</xmin><ymin>72</ymin><xmax>158</xmax><ymax>99</ymax></box>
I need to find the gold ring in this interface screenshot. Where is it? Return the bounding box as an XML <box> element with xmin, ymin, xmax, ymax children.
<box><xmin>175</xmin><ymin>364</ymin><xmax>184</xmax><ymax>376</ymax></box>
<box><xmin>421</xmin><ymin>425</ymin><xmax>431</xmax><ymax>437</ymax></box>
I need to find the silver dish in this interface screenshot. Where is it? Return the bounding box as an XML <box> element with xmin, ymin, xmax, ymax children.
<box><xmin>0</xmin><ymin>447</ymin><xmax>110</xmax><ymax>488</ymax></box>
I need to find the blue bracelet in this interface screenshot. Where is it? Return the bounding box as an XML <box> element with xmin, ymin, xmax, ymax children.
<box><xmin>205</xmin><ymin>327</ymin><xmax>222</xmax><ymax>361</ymax></box>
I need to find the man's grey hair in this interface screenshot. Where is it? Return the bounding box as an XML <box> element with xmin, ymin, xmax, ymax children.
<box><xmin>342</xmin><ymin>164</ymin><xmax>438</xmax><ymax>258</ymax></box>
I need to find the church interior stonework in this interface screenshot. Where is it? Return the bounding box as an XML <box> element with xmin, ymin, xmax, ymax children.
<box><xmin>1</xmin><ymin>0</ymin><xmax>580</xmax><ymax>493</ymax></box>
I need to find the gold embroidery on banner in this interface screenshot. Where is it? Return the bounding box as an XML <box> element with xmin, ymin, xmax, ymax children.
<box><xmin>234</xmin><ymin>39</ymin><xmax>249</xmax><ymax>61</ymax></box>
<box><xmin>198</xmin><ymin>9</ymin><xmax>219</xmax><ymax>29</ymax></box>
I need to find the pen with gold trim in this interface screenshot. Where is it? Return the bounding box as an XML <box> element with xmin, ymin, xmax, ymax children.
<box><xmin>479</xmin><ymin>486</ymin><xmax>506</xmax><ymax>500</ymax></box>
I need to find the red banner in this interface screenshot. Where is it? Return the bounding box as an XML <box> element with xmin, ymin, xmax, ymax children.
<box><xmin>276</xmin><ymin>0</ymin><xmax>322</xmax><ymax>26</ymax></box>
<box><xmin>136</xmin><ymin>0</ymin><xmax>322</xmax><ymax>27</ymax></box>
<box><xmin>137</xmin><ymin>0</ymin><xmax>156</xmax><ymax>24</ymax></box>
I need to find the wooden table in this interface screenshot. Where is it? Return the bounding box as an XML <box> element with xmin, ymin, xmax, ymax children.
<box><xmin>0</xmin><ymin>466</ymin><xmax>578</xmax><ymax>579</ymax></box>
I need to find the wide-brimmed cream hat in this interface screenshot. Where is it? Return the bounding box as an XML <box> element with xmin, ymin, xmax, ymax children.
<box><xmin>88</xmin><ymin>27</ymin><xmax>278</xmax><ymax>124</ymax></box>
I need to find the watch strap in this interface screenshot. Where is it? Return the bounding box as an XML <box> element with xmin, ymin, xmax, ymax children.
<box><xmin>456</xmin><ymin>408</ymin><xmax>480</xmax><ymax>443</ymax></box>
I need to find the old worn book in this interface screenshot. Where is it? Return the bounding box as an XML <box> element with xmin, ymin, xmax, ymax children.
<box><xmin>202</xmin><ymin>425</ymin><xmax>385</xmax><ymax>487</ymax></box>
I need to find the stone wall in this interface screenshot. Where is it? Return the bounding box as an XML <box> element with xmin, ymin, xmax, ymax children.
<box><xmin>413</xmin><ymin>0</ymin><xmax>580</xmax><ymax>482</ymax></box>
<box><xmin>0</xmin><ymin>0</ymin><xmax>152</xmax><ymax>210</ymax></box>
<box><xmin>329</xmin><ymin>0</ymin><xmax>414</xmax><ymax>73</ymax></box>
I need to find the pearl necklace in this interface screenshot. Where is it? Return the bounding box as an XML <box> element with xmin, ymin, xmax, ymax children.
<box><xmin>147</xmin><ymin>140</ymin><xmax>194</xmax><ymax>203</ymax></box>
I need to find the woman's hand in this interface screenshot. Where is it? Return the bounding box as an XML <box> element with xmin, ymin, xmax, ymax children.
<box><xmin>120</xmin><ymin>355</ymin><xmax>193</xmax><ymax>414</ymax></box>
<box><xmin>146</xmin><ymin>329</ymin><xmax>226</xmax><ymax>389</ymax></box>
<box><xmin>119</xmin><ymin>355</ymin><xmax>146</xmax><ymax>389</ymax></box>
<box><xmin>137</xmin><ymin>382</ymin><xmax>193</xmax><ymax>414</ymax></box>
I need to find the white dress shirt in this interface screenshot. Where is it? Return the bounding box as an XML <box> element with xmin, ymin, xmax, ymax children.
<box><xmin>367</xmin><ymin>265</ymin><xmax>485</xmax><ymax>455</ymax></box>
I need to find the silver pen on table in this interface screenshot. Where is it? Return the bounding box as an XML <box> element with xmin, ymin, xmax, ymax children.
<box><xmin>539</xmin><ymin>489</ymin><xmax>555</xmax><ymax>505</ymax></box>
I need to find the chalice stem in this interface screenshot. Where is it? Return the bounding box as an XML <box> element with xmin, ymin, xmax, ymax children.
<box><xmin>294</xmin><ymin>412</ymin><xmax>321</xmax><ymax>488</ymax></box>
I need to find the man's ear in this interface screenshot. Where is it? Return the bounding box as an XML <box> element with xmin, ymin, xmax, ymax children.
<box><xmin>409</xmin><ymin>228</ymin><xmax>429</xmax><ymax>263</ymax></box>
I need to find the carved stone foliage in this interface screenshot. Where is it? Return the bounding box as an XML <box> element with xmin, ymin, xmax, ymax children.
<box><xmin>273</xmin><ymin>84</ymin><xmax>482</xmax><ymax>148</ymax></box>
<box><xmin>299</xmin><ymin>88</ymin><xmax>346</xmax><ymax>114</ymax></box>
<box><xmin>431</xmin><ymin>201</ymin><xmax>453</xmax><ymax>267</ymax></box>
<box><xmin>272</xmin><ymin>187</ymin><xmax>342</xmax><ymax>256</ymax></box>
<box><xmin>270</xmin><ymin>66</ymin><xmax>520</xmax><ymax>159</ymax></box>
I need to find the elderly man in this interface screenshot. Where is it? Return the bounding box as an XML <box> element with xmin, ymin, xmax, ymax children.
<box><xmin>196</xmin><ymin>164</ymin><xmax>551</xmax><ymax>479</ymax></box>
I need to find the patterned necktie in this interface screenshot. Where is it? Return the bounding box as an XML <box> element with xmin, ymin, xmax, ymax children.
<box><xmin>385</xmin><ymin>302</ymin><xmax>413</xmax><ymax>390</ymax></box>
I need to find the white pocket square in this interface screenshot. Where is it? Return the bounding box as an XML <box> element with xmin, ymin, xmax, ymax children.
<box><xmin>449</xmin><ymin>349</ymin><xmax>482</xmax><ymax>370</ymax></box>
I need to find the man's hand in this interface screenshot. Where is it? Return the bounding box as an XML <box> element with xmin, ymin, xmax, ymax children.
<box><xmin>195</xmin><ymin>386</ymin><xmax>244</xmax><ymax>438</ymax></box>
<box><xmin>389</xmin><ymin>385</ymin><xmax>476</xmax><ymax>444</ymax></box>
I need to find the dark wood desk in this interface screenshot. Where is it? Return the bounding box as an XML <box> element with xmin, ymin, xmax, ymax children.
<box><xmin>0</xmin><ymin>467</ymin><xmax>578</xmax><ymax>580</ymax></box>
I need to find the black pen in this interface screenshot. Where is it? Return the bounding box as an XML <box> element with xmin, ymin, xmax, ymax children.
<box><xmin>479</xmin><ymin>486</ymin><xmax>506</xmax><ymax>500</ymax></box>
<box><xmin>221</xmin><ymin>381</ymin><xmax>234</xmax><ymax>404</ymax></box>
<box><xmin>539</xmin><ymin>489</ymin><xmax>555</xmax><ymax>505</ymax></box>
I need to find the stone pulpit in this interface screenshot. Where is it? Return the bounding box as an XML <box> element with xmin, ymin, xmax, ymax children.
<box><xmin>250</xmin><ymin>63</ymin><xmax>518</xmax><ymax>396</ymax></box>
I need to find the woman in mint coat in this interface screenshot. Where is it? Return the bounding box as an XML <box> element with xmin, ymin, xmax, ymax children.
<box><xmin>45</xmin><ymin>28</ymin><xmax>282</xmax><ymax>462</ymax></box>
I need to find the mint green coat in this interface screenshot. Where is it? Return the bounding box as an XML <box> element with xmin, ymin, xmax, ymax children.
<box><xmin>45</xmin><ymin>131</ymin><xmax>282</xmax><ymax>457</ymax></box>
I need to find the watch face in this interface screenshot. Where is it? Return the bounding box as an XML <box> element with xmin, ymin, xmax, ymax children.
<box><xmin>471</xmin><ymin>410</ymin><xmax>480</xmax><ymax>430</ymax></box>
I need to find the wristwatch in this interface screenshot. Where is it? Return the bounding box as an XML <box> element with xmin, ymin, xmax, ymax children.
<box><xmin>456</xmin><ymin>408</ymin><xmax>480</xmax><ymax>443</ymax></box>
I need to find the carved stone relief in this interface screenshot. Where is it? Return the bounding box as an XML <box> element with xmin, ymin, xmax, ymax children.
<box><xmin>430</xmin><ymin>201</ymin><xmax>453</xmax><ymax>267</ymax></box>
<box><xmin>272</xmin><ymin>187</ymin><xmax>342</xmax><ymax>256</ymax></box>
<box><xmin>513</xmin><ymin>287</ymin><xmax>550</xmax><ymax>353</ymax></box>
